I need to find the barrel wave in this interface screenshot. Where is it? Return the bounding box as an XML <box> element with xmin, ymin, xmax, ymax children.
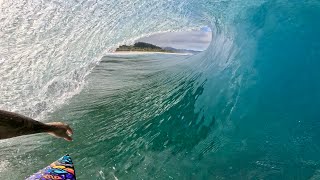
<box><xmin>1</xmin><ymin>0</ymin><xmax>320</xmax><ymax>179</ymax></box>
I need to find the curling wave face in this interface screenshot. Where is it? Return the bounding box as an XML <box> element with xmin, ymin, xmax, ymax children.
<box><xmin>1</xmin><ymin>0</ymin><xmax>320</xmax><ymax>179</ymax></box>
<box><xmin>0</xmin><ymin>0</ymin><xmax>198</xmax><ymax>118</ymax></box>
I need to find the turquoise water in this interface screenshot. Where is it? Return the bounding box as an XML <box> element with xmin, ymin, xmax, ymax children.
<box><xmin>1</xmin><ymin>0</ymin><xmax>320</xmax><ymax>179</ymax></box>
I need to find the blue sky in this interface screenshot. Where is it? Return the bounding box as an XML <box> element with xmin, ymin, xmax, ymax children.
<box><xmin>136</xmin><ymin>27</ymin><xmax>212</xmax><ymax>51</ymax></box>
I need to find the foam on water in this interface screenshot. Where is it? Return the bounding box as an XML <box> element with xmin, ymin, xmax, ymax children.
<box><xmin>0</xmin><ymin>0</ymin><xmax>199</xmax><ymax>118</ymax></box>
<box><xmin>1</xmin><ymin>0</ymin><xmax>320</xmax><ymax>179</ymax></box>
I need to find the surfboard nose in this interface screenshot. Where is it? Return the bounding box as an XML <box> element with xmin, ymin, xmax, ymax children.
<box><xmin>26</xmin><ymin>155</ymin><xmax>76</xmax><ymax>180</ymax></box>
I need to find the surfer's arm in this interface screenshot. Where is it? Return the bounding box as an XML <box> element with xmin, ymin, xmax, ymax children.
<box><xmin>0</xmin><ymin>110</ymin><xmax>73</xmax><ymax>141</ymax></box>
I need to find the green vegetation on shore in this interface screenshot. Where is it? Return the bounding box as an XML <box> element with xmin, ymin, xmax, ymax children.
<box><xmin>115</xmin><ymin>42</ymin><xmax>174</xmax><ymax>53</ymax></box>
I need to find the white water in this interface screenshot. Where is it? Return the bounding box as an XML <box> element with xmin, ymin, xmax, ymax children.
<box><xmin>0</xmin><ymin>0</ymin><xmax>200</xmax><ymax>118</ymax></box>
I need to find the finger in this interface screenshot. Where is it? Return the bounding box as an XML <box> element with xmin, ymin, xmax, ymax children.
<box><xmin>67</xmin><ymin>130</ymin><xmax>72</xmax><ymax>136</ymax></box>
<box><xmin>66</xmin><ymin>125</ymin><xmax>73</xmax><ymax>135</ymax></box>
<box><xmin>63</xmin><ymin>135</ymin><xmax>73</xmax><ymax>142</ymax></box>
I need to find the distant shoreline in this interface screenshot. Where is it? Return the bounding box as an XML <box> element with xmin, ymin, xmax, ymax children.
<box><xmin>113</xmin><ymin>42</ymin><xmax>199</xmax><ymax>56</ymax></box>
<box><xmin>107</xmin><ymin>51</ymin><xmax>193</xmax><ymax>56</ymax></box>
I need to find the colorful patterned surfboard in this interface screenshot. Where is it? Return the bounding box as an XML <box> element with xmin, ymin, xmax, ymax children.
<box><xmin>26</xmin><ymin>154</ymin><xmax>76</xmax><ymax>180</ymax></box>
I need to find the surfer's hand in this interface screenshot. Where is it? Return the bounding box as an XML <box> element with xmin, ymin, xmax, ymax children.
<box><xmin>46</xmin><ymin>122</ymin><xmax>73</xmax><ymax>141</ymax></box>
